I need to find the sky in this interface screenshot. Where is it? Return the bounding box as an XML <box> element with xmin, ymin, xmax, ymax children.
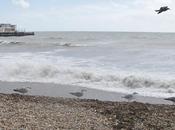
<box><xmin>0</xmin><ymin>0</ymin><xmax>175</xmax><ymax>32</ymax></box>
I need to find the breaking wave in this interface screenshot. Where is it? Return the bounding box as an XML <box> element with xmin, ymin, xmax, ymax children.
<box><xmin>54</xmin><ymin>42</ymin><xmax>92</xmax><ymax>47</ymax></box>
<box><xmin>0</xmin><ymin>53</ymin><xmax>175</xmax><ymax>98</ymax></box>
<box><xmin>0</xmin><ymin>40</ymin><xmax>23</xmax><ymax>46</ymax></box>
<box><xmin>0</xmin><ymin>40</ymin><xmax>89</xmax><ymax>48</ymax></box>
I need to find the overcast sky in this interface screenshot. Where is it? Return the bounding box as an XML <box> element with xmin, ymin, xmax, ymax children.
<box><xmin>0</xmin><ymin>0</ymin><xmax>174</xmax><ymax>32</ymax></box>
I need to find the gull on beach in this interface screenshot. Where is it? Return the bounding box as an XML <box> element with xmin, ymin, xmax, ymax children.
<box><xmin>70</xmin><ymin>89</ymin><xmax>87</xmax><ymax>98</ymax></box>
<box><xmin>122</xmin><ymin>92</ymin><xmax>138</xmax><ymax>102</ymax></box>
<box><xmin>164</xmin><ymin>97</ymin><xmax>175</xmax><ymax>104</ymax></box>
<box><xmin>13</xmin><ymin>87</ymin><xmax>31</xmax><ymax>95</ymax></box>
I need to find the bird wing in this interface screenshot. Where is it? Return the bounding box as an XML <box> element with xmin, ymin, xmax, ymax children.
<box><xmin>157</xmin><ymin>11</ymin><xmax>162</xmax><ymax>14</ymax></box>
<box><xmin>160</xmin><ymin>7</ymin><xmax>164</xmax><ymax>10</ymax></box>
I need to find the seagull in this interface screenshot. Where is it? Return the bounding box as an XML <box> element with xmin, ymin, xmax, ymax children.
<box><xmin>70</xmin><ymin>89</ymin><xmax>87</xmax><ymax>98</ymax></box>
<box><xmin>13</xmin><ymin>87</ymin><xmax>31</xmax><ymax>95</ymax></box>
<box><xmin>122</xmin><ymin>92</ymin><xmax>138</xmax><ymax>102</ymax></box>
<box><xmin>155</xmin><ymin>6</ymin><xmax>170</xmax><ymax>14</ymax></box>
<box><xmin>164</xmin><ymin>97</ymin><xmax>175</xmax><ymax>104</ymax></box>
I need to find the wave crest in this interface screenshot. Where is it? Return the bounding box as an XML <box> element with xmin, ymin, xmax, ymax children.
<box><xmin>0</xmin><ymin>40</ymin><xmax>22</xmax><ymax>46</ymax></box>
<box><xmin>54</xmin><ymin>42</ymin><xmax>90</xmax><ymax>47</ymax></box>
<box><xmin>0</xmin><ymin>53</ymin><xmax>175</xmax><ymax>98</ymax></box>
<box><xmin>2</xmin><ymin>61</ymin><xmax>175</xmax><ymax>90</ymax></box>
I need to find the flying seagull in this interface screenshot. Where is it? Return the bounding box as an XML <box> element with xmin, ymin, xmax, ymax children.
<box><xmin>155</xmin><ymin>6</ymin><xmax>170</xmax><ymax>14</ymax></box>
<box><xmin>70</xmin><ymin>89</ymin><xmax>87</xmax><ymax>98</ymax></box>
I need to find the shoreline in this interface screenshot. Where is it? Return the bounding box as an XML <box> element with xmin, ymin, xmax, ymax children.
<box><xmin>0</xmin><ymin>81</ymin><xmax>175</xmax><ymax>129</ymax></box>
<box><xmin>0</xmin><ymin>81</ymin><xmax>173</xmax><ymax>105</ymax></box>
<box><xmin>0</xmin><ymin>93</ymin><xmax>175</xmax><ymax>129</ymax></box>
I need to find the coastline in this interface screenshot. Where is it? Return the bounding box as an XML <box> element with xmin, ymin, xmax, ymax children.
<box><xmin>0</xmin><ymin>81</ymin><xmax>175</xmax><ymax>129</ymax></box>
<box><xmin>0</xmin><ymin>81</ymin><xmax>173</xmax><ymax>105</ymax></box>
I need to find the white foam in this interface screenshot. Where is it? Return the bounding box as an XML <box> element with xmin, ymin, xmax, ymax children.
<box><xmin>0</xmin><ymin>40</ymin><xmax>22</xmax><ymax>46</ymax></box>
<box><xmin>55</xmin><ymin>42</ymin><xmax>94</xmax><ymax>47</ymax></box>
<box><xmin>0</xmin><ymin>52</ymin><xmax>175</xmax><ymax>98</ymax></box>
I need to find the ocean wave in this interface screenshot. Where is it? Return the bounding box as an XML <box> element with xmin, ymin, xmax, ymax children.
<box><xmin>0</xmin><ymin>53</ymin><xmax>175</xmax><ymax>98</ymax></box>
<box><xmin>54</xmin><ymin>42</ymin><xmax>90</xmax><ymax>47</ymax></box>
<box><xmin>0</xmin><ymin>40</ymin><xmax>22</xmax><ymax>46</ymax></box>
<box><xmin>48</xmin><ymin>36</ymin><xmax>64</xmax><ymax>40</ymax></box>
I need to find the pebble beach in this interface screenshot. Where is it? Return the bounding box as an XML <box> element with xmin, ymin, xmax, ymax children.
<box><xmin>0</xmin><ymin>93</ymin><xmax>175</xmax><ymax>130</ymax></box>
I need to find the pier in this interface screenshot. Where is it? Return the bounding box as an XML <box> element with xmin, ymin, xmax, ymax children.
<box><xmin>0</xmin><ymin>24</ymin><xmax>34</xmax><ymax>37</ymax></box>
<box><xmin>0</xmin><ymin>32</ymin><xmax>34</xmax><ymax>37</ymax></box>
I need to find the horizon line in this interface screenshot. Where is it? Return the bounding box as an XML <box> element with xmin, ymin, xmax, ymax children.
<box><xmin>32</xmin><ymin>30</ymin><xmax>175</xmax><ymax>33</ymax></box>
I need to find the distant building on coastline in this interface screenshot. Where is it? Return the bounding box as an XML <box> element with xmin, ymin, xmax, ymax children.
<box><xmin>0</xmin><ymin>23</ymin><xmax>34</xmax><ymax>37</ymax></box>
<box><xmin>0</xmin><ymin>24</ymin><xmax>16</xmax><ymax>33</ymax></box>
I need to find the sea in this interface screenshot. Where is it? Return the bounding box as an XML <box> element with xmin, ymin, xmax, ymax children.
<box><xmin>0</xmin><ymin>32</ymin><xmax>175</xmax><ymax>98</ymax></box>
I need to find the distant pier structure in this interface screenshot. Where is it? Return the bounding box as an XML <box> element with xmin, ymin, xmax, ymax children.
<box><xmin>0</xmin><ymin>24</ymin><xmax>34</xmax><ymax>37</ymax></box>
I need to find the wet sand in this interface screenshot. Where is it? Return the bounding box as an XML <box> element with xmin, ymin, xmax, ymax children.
<box><xmin>0</xmin><ymin>81</ymin><xmax>175</xmax><ymax>129</ymax></box>
<box><xmin>0</xmin><ymin>81</ymin><xmax>173</xmax><ymax>105</ymax></box>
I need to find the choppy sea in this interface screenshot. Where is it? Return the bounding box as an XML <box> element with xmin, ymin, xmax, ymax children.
<box><xmin>1</xmin><ymin>32</ymin><xmax>175</xmax><ymax>98</ymax></box>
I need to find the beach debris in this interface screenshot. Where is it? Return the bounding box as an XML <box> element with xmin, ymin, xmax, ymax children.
<box><xmin>70</xmin><ymin>89</ymin><xmax>87</xmax><ymax>98</ymax></box>
<box><xmin>13</xmin><ymin>87</ymin><xmax>31</xmax><ymax>95</ymax></box>
<box><xmin>164</xmin><ymin>97</ymin><xmax>175</xmax><ymax>103</ymax></box>
<box><xmin>122</xmin><ymin>92</ymin><xmax>138</xmax><ymax>102</ymax></box>
<box><xmin>155</xmin><ymin>6</ymin><xmax>170</xmax><ymax>14</ymax></box>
